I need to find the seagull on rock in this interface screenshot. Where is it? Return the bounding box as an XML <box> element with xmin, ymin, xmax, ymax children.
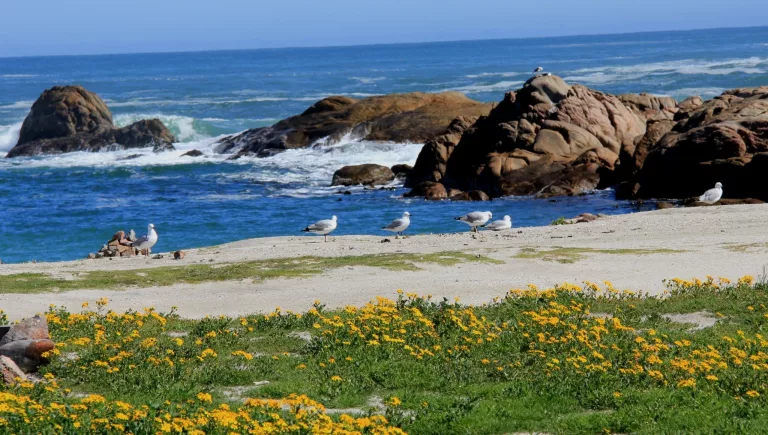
<box><xmin>699</xmin><ymin>182</ymin><xmax>723</xmax><ymax>204</ymax></box>
<box><xmin>133</xmin><ymin>223</ymin><xmax>158</xmax><ymax>257</ymax></box>
<box><xmin>383</xmin><ymin>211</ymin><xmax>411</xmax><ymax>238</ymax></box>
<box><xmin>302</xmin><ymin>215</ymin><xmax>337</xmax><ymax>242</ymax></box>
<box><xmin>484</xmin><ymin>215</ymin><xmax>512</xmax><ymax>231</ymax></box>
<box><xmin>533</xmin><ymin>66</ymin><xmax>543</xmax><ymax>73</ymax></box>
<box><xmin>455</xmin><ymin>211</ymin><xmax>492</xmax><ymax>233</ymax></box>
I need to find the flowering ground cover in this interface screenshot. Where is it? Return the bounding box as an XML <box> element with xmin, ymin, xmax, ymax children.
<box><xmin>2</xmin><ymin>276</ymin><xmax>768</xmax><ymax>433</ymax></box>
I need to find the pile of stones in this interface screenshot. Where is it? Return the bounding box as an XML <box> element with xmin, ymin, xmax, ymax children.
<box><xmin>90</xmin><ymin>230</ymin><xmax>137</xmax><ymax>259</ymax></box>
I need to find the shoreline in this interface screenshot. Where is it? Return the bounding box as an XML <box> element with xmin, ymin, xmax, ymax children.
<box><xmin>2</xmin><ymin>204</ymin><xmax>768</xmax><ymax>320</ymax></box>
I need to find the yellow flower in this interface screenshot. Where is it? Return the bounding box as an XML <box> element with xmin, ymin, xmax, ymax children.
<box><xmin>330</xmin><ymin>375</ymin><xmax>343</xmax><ymax>382</ymax></box>
<box><xmin>387</xmin><ymin>396</ymin><xmax>402</xmax><ymax>407</ymax></box>
<box><xmin>613</xmin><ymin>392</ymin><xmax>622</xmax><ymax>398</ymax></box>
<box><xmin>746</xmin><ymin>390</ymin><xmax>760</xmax><ymax>398</ymax></box>
<box><xmin>706</xmin><ymin>375</ymin><xmax>719</xmax><ymax>381</ymax></box>
<box><xmin>197</xmin><ymin>392</ymin><xmax>213</xmax><ymax>403</ymax></box>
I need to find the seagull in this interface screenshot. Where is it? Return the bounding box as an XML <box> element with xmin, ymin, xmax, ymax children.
<box><xmin>302</xmin><ymin>215</ymin><xmax>337</xmax><ymax>242</ymax></box>
<box><xmin>699</xmin><ymin>182</ymin><xmax>723</xmax><ymax>204</ymax></box>
<box><xmin>132</xmin><ymin>223</ymin><xmax>158</xmax><ymax>257</ymax></box>
<box><xmin>455</xmin><ymin>211</ymin><xmax>493</xmax><ymax>233</ymax></box>
<box><xmin>533</xmin><ymin>66</ymin><xmax>543</xmax><ymax>73</ymax></box>
<box><xmin>544</xmin><ymin>72</ymin><xmax>552</xmax><ymax>77</ymax></box>
<box><xmin>484</xmin><ymin>215</ymin><xmax>512</xmax><ymax>231</ymax></box>
<box><xmin>383</xmin><ymin>211</ymin><xmax>411</xmax><ymax>238</ymax></box>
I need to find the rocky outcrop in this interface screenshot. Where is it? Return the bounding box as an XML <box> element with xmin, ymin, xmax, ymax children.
<box><xmin>391</xmin><ymin>164</ymin><xmax>413</xmax><ymax>179</ymax></box>
<box><xmin>623</xmin><ymin>86</ymin><xmax>768</xmax><ymax>200</ymax></box>
<box><xmin>406</xmin><ymin>75</ymin><xmax>649</xmax><ymax>198</ymax></box>
<box><xmin>215</xmin><ymin>93</ymin><xmax>492</xmax><ymax>158</ymax></box>
<box><xmin>0</xmin><ymin>315</ymin><xmax>55</xmax><ymax>378</ymax></box>
<box><xmin>331</xmin><ymin>164</ymin><xmax>395</xmax><ymax>186</ymax></box>
<box><xmin>6</xmin><ymin>86</ymin><xmax>176</xmax><ymax>158</ymax></box>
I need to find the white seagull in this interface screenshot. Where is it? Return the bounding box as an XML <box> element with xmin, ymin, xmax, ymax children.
<box><xmin>133</xmin><ymin>223</ymin><xmax>158</xmax><ymax>256</ymax></box>
<box><xmin>484</xmin><ymin>215</ymin><xmax>512</xmax><ymax>231</ymax></box>
<box><xmin>455</xmin><ymin>211</ymin><xmax>493</xmax><ymax>233</ymax></box>
<box><xmin>699</xmin><ymin>182</ymin><xmax>723</xmax><ymax>204</ymax></box>
<box><xmin>533</xmin><ymin>66</ymin><xmax>543</xmax><ymax>73</ymax></box>
<box><xmin>383</xmin><ymin>211</ymin><xmax>411</xmax><ymax>238</ymax></box>
<box><xmin>302</xmin><ymin>215</ymin><xmax>337</xmax><ymax>242</ymax></box>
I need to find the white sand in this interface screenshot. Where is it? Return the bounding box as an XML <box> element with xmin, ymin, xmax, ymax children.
<box><xmin>2</xmin><ymin>204</ymin><xmax>768</xmax><ymax>320</ymax></box>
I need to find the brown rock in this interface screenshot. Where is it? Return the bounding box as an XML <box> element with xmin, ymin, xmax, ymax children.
<box><xmin>405</xmin><ymin>181</ymin><xmax>447</xmax><ymax>200</ymax></box>
<box><xmin>630</xmin><ymin>87</ymin><xmax>768</xmax><ymax>200</ymax></box>
<box><xmin>449</xmin><ymin>190</ymin><xmax>490</xmax><ymax>201</ymax></box>
<box><xmin>0</xmin><ymin>356</ymin><xmax>26</xmax><ymax>385</ymax></box>
<box><xmin>174</xmin><ymin>250</ymin><xmax>185</xmax><ymax>260</ymax></box>
<box><xmin>0</xmin><ymin>339</ymin><xmax>55</xmax><ymax>372</ymax></box>
<box><xmin>391</xmin><ymin>164</ymin><xmax>413</xmax><ymax>179</ymax></box>
<box><xmin>406</xmin><ymin>116</ymin><xmax>478</xmax><ymax>187</ymax></box>
<box><xmin>7</xmin><ymin>86</ymin><xmax>176</xmax><ymax>158</ymax></box>
<box><xmin>182</xmin><ymin>149</ymin><xmax>204</xmax><ymax>157</ymax></box>
<box><xmin>0</xmin><ymin>315</ymin><xmax>49</xmax><ymax>346</ymax></box>
<box><xmin>215</xmin><ymin>92</ymin><xmax>492</xmax><ymax>157</ymax></box>
<box><xmin>110</xmin><ymin>231</ymin><xmax>126</xmax><ymax>243</ymax></box>
<box><xmin>331</xmin><ymin>164</ymin><xmax>395</xmax><ymax>186</ymax></box>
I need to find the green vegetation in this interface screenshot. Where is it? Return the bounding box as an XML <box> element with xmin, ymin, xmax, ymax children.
<box><xmin>550</xmin><ymin>216</ymin><xmax>571</xmax><ymax>226</ymax></box>
<box><xmin>6</xmin><ymin>276</ymin><xmax>768</xmax><ymax>433</ymax></box>
<box><xmin>0</xmin><ymin>252</ymin><xmax>502</xmax><ymax>294</ymax></box>
<box><xmin>723</xmin><ymin>242</ymin><xmax>768</xmax><ymax>253</ymax></box>
<box><xmin>514</xmin><ymin>246</ymin><xmax>683</xmax><ymax>264</ymax></box>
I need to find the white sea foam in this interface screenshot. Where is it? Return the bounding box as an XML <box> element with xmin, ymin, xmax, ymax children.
<box><xmin>0</xmin><ymin>100</ymin><xmax>33</xmax><ymax>110</ymax></box>
<box><xmin>0</xmin><ymin>74</ymin><xmax>38</xmax><ymax>78</ymax></box>
<box><xmin>665</xmin><ymin>87</ymin><xmax>726</xmax><ymax>99</ymax></box>
<box><xmin>0</xmin><ymin>125</ymin><xmax>421</xmax><ymax>197</ymax></box>
<box><xmin>465</xmin><ymin>72</ymin><xmax>522</xmax><ymax>78</ymax></box>
<box><xmin>349</xmin><ymin>76</ymin><xmax>387</xmax><ymax>84</ymax></box>
<box><xmin>0</xmin><ymin>122</ymin><xmax>22</xmax><ymax>156</ymax></box>
<box><xmin>563</xmin><ymin>57</ymin><xmax>768</xmax><ymax>85</ymax></box>
<box><xmin>114</xmin><ymin>113</ymin><xmax>208</xmax><ymax>143</ymax></box>
<box><xmin>446</xmin><ymin>80</ymin><xmax>524</xmax><ymax>93</ymax></box>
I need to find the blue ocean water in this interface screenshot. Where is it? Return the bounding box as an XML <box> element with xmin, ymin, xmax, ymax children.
<box><xmin>1</xmin><ymin>27</ymin><xmax>767</xmax><ymax>263</ymax></box>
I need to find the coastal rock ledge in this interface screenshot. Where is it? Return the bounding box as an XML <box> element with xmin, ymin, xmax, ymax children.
<box><xmin>214</xmin><ymin>92</ymin><xmax>493</xmax><ymax>158</ymax></box>
<box><xmin>6</xmin><ymin>86</ymin><xmax>176</xmax><ymax>158</ymax></box>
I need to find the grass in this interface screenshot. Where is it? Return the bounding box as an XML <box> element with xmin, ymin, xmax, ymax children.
<box><xmin>0</xmin><ymin>251</ymin><xmax>502</xmax><ymax>294</ymax></box>
<box><xmin>514</xmin><ymin>246</ymin><xmax>683</xmax><ymax>264</ymax></box>
<box><xmin>5</xmin><ymin>276</ymin><xmax>768</xmax><ymax>433</ymax></box>
<box><xmin>550</xmin><ymin>216</ymin><xmax>571</xmax><ymax>226</ymax></box>
<box><xmin>723</xmin><ymin>242</ymin><xmax>768</xmax><ymax>253</ymax></box>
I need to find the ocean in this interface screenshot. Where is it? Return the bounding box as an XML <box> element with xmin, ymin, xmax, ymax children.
<box><xmin>1</xmin><ymin>26</ymin><xmax>767</xmax><ymax>263</ymax></box>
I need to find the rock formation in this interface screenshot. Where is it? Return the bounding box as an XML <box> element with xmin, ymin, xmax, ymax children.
<box><xmin>215</xmin><ymin>92</ymin><xmax>492</xmax><ymax>158</ymax></box>
<box><xmin>406</xmin><ymin>75</ymin><xmax>649</xmax><ymax>198</ymax></box>
<box><xmin>622</xmin><ymin>87</ymin><xmax>768</xmax><ymax>200</ymax></box>
<box><xmin>331</xmin><ymin>164</ymin><xmax>395</xmax><ymax>186</ymax></box>
<box><xmin>6</xmin><ymin>86</ymin><xmax>176</xmax><ymax>158</ymax></box>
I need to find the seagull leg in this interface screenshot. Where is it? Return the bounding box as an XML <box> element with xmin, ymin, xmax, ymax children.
<box><xmin>324</xmin><ymin>234</ymin><xmax>327</xmax><ymax>243</ymax></box>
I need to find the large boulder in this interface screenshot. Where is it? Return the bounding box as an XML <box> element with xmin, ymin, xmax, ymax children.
<box><xmin>331</xmin><ymin>164</ymin><xmax>395</xmax><ymax>186</ymax></box>
<box><xmin>625</xmin><ymin>87</ymin><xmax>768</xmax><ymax>200</ymax></box>
<box><xmin>0</xmin><ymin>315</ymin><xmax>55</xmax><ymax>373</ymax></box>
<box><xmin>6</xmin><ymin>86</ymin><xmax>176</xmax><ymax>157</ymax></box>
<box><xmin>406</xmin><ymin>75</ymin><xmax>649</xmax><ymax>198</ymax></box>
<box><xmin>215</xmin><ymin>92</ymin><xmax>493</xmax><ymax>157</ymax></box>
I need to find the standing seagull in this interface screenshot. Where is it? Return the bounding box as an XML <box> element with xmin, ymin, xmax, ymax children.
<box><xmin>302</xmin><ymin>215</ymin><xmax>337</xmax><ymax>242</ymax></box>
<box><xmin>533</xmin><ymin>66</ymin><xmax>543</xmax><ymax>73</ymax></box>
<box><xmin>455</xmin><ymin>211</ymin><xmax>493</xmax><ymax>233</ymax></box>
<box><xmin>383</xmin><ymin>211</ymin><xmax>411</xmax><ymax>238</ymax></box>
<box><xmin>699</xmin><ymin>182</ymin><xmax>723</xmax><ymax>204</ymax></box>
<box><xmin>133</xmin><ymin>223</ymin><xmax>158</xmax><ymax>257</ymax></box>
<box><xmin>484</xmin><ymin>215</ymin><xmax>512</xmax><ymax>231</ymax></box>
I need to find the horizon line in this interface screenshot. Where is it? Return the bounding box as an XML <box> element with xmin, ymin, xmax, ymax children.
<box><xmin>1</xmin><ymin>24</ymin><xmax>765</xmax><ymax>60</ymax></box>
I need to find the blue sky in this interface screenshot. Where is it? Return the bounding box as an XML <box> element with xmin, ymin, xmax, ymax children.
<box><xmin>2</xmin><ymin>0</ymin><xmax>767</xmax><ymax>57</ymax></box>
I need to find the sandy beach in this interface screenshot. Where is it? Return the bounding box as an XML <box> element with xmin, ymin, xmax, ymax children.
<box><xmin>2</xmin><ymin>204</ymin><xmax>767</xmax><ymax>320</ymax></box>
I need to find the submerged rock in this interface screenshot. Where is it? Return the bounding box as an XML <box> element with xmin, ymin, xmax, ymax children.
<box><xmin>182</xmin><ymin>149</ymin><xmax>204</xmax><ymax>157</ymax></box>
<box><xmin>214</xmin><ymin>92</ymin><xmax>492</xmax><ymax>157</ymax></box>
<box><xmin>331</xmin><ymin>164</ymin><xmax>395</xmax><ymax>186</ymax></box>
<box><xmin>6</xmin><ymin>86</ymin><xmax>176</xmax><ymax>158</ymax></box>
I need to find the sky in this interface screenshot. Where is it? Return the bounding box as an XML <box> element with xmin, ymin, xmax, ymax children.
<box><xmin>2</xmin><ymin>0</ymin><xmax>768</xmax><ymax>57</ymax></box>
